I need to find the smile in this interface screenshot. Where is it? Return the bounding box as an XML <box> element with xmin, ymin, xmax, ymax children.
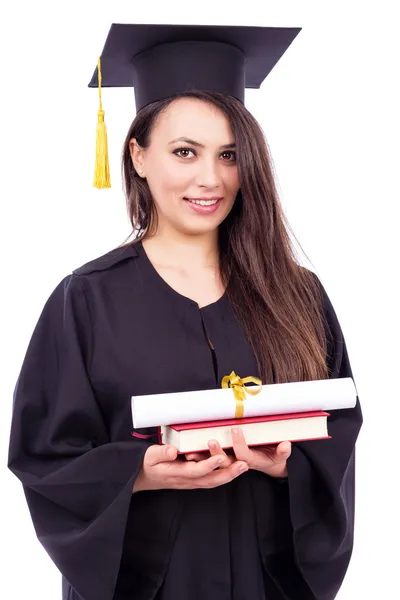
<box><xmin>184</xmin><ymin>198</ymin><xmax>221</xmax><ymax>206</ymax></box>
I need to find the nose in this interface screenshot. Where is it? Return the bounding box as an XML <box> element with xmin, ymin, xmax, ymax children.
<box><xmin>195</xmin><ymin>157</ymin><xmax>223</xmax><ymax>190</ymax></box>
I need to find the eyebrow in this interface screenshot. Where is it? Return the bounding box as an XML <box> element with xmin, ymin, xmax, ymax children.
<box><xmin>168</xmin><ymin>137</ymin><xmax>236</xmax><ymax>149</ymax></box>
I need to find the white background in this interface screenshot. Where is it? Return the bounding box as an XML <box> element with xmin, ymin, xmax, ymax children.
<box><xmin>1</xmin><ymin>1</ymin><xmax>399</xmax><ymax>598</ymax></box>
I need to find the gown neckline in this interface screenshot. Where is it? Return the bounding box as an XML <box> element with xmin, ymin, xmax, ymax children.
<box><xmin>135</xmin><ymin>239</ymin><xmax>228</xmax><ymax>312</ymax></box>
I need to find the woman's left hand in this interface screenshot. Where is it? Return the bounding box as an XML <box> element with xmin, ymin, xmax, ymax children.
<box><xmin>185</xmin><ymin>427</ymin><xmax>291</xmax><ymax>479</ymax></box>
<box><xmin>230</xmin><ymin>427</ymin><xmax>291</xmax><ymax>478</ymax></box>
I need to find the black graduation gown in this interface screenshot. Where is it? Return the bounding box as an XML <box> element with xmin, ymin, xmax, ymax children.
<box><xmin>8</xmin><ymin>240</ymin><xmax>363</xmax><ymax>600</ymax></box>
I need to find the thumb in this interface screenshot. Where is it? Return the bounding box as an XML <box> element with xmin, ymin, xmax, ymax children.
<box><xmin>146</xmin><ymin>444</ymin><xmax>177</xmax><ymax>467</ymax></box>
<box><xmin>277</xmin><ymin>441</ymin><xmax>292</xmax><ymax>461</ymax></box>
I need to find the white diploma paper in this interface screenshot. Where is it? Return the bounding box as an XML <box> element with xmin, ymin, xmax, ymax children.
<box><xmin>131</xmin><ymin>377</ymin><xmax>357</xmax><ymax>428</ymax></box>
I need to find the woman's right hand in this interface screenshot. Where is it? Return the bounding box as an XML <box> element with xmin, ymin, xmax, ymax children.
<box><xmin>133</xmin><ymin>444</ymin><xmax>248</xmax><ymax>493</ymax></box>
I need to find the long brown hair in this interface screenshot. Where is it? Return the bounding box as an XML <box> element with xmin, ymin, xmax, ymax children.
<box><xmin>121</xmin><ymin>90</ymin><xmax>329</xmax><ymax>384</ymax></box>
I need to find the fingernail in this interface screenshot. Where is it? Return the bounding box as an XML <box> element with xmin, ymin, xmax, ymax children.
<box><xmin>237</xmin><ymin>464</ymin><xmax>248</xmax><ymax>474</ymax></box>
<box><xmin>209</xmin><ymin>441</ymin><xmax>217</xmax><ymax>450</ymax></box>
<box><xmin>232</xmin><ymin>427</ymin><xmax>239</xmax><ymax>436</ymax></box>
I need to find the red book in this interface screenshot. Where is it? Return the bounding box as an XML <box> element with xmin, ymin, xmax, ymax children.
<box><xmin>160</xmin><ymin>411</ymin><xmax>331</xmax><ymax>454</ymax></box>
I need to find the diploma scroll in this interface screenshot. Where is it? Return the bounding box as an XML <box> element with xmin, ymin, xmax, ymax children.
<box><xmin>131</xmin><ymin>376</ymin><xmax>357</xmax><ymax>429</ymax></box>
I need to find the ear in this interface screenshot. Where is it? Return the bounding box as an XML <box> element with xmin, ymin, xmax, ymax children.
<box><xmin>129</xmin><ymin>138</ymin><xmax>146</xmax><ymax>177</ymax></box>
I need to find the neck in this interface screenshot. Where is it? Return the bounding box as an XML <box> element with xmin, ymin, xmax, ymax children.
<box><xmin>141</xmin><ymin>230</ymin><xmax>219</xmax><ymax>269</ymax></box>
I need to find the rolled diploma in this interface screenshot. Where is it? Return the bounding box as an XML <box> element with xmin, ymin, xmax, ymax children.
<box><xmin>132</xmin><ymin>377</ymin><xmax>357</xmax><ymax>428</ymax></box>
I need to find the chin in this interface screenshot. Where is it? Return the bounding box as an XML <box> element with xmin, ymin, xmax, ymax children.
<box><xmin>177</xmin><ymin>218</ymin><xmax>221</xmax><ymax>236</ymax></box>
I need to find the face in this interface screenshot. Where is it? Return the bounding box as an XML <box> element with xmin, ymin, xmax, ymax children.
<box><xmin>129</xmin><ymin>98</ymin><xmax>240</xmax><ymax>238</ymax></box>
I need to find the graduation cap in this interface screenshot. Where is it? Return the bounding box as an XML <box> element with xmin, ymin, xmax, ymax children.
<box><xmin>89</xmin><ymin>23</ymin><xmax>301</xmax><ymax>189</ymax></box>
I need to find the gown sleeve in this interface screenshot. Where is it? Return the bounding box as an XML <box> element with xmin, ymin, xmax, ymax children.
<box><xmin>286</xmin><ymin>275</ymin><xmax>364</xmax><ymax>600</ymax></box>
<box><xmin>7</xmin><ymin>274</ymin><xmax>154</xmax><ymax>600</ymax></box>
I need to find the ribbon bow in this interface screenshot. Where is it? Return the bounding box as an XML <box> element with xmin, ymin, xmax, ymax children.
<box><xmin>221</xmin><ymin>371</ymin><xmax>262</xmax><ymax>419</ymax></box>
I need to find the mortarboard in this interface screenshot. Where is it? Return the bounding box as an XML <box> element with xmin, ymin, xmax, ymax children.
<box><xmin>89</xmin><ymin>23</ymin><xmax>301</xmax><ymax>189</ymax></box>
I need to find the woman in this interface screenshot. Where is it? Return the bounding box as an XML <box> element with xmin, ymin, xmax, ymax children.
<box><xmin>8</xmin><ymin>23</ymin><xmax>362</xmax><ymax>600</ymax></box>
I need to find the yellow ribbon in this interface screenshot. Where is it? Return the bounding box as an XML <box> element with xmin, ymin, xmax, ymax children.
<box><xmin>221</xmin><ymin>371</ymin><xmax>262</xmax><ymax>419</ymax></box>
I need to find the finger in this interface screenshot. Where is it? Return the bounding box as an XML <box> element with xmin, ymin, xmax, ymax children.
<box><xmin>208</xmin><ymin>439</ymin><xmax>224</xmax><ymax>455</ymax></box>
<box><xmin>185</xmin><ymin>452</ymin><xmax>208</xmax><ymax>462</ymax></box>
<box><xmin>276</xmin><ymin>441</ymin><xmax>292</xmax><ymax>461</ymax></box>
<box><xmin>208</xmin><ymin>439</ymin><xmax>232</xmax><ymax>468</ymax></box>
<box><xmin>198</xmin><ymin>459</ymin><xmax>249</xmax><ymax>489</ymax></box>
<box><xmin>181</xmin><ymin>453</ymin><xmax>226</xmax><ymax>479</ymax></box>
<box><xmin>231</xmin><ymin>427</ymin><xmax>252</xmax><ymax>463</ymax></box>
<box><xmin>146</xmin><ymin>444</ymin><xmax>178</xmax><ymax>467</ymax></box>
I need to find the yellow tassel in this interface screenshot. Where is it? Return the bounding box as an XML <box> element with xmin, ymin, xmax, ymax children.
<box><xmin>93</xmin><ymin>57</ymin><xmax>111</xmax><ymax>189</ymax></box>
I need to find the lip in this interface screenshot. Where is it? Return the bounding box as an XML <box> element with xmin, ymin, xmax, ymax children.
<box><xmin>184</xmin><ymin>196</ymin><xmax>223</xmax><ymax>215</ymax></box>
<box><xmin>184</xmin><ymin>196</ymin><xmax>223</xmax><ymax>201</ymax></box>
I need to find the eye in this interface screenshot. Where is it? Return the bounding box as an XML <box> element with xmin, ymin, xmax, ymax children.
<box><xmin>173</xmin><ymin>147</ymin><xmax>196</xmax><ymax>159</ymax></box>
<box><xmin>173</xmin><ymin>147</ymin><xmax>237</xmax><ymax>162</ymax></box>
<box><xmin>221</xmin><ymin>151</ymin><xmax>236</xmax><ymax>162</ymax></box>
